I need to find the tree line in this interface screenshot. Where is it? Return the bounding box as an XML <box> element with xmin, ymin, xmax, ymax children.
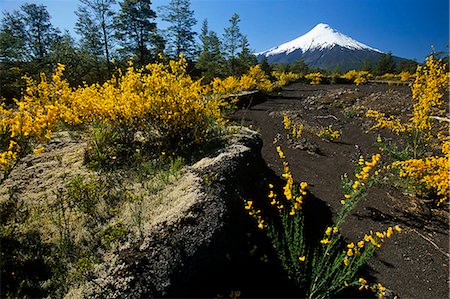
<box><xmin>0</xmin><ymin>0</ymin><xmax>256</xmax><ymax>100</ymax></box>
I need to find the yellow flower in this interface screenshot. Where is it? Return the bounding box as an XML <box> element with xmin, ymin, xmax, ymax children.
<box><xmin>320</xmin><ymin>238</ymin><xmax>331</xmax><ymax>245</ymax></box>
<box><xmin>344</xmin><ymin>194</ymin><xmax>351</xmax><ymax>199</ymax></box>
<box><xmin>299</xmin><ymin>256</ymin><xmax>306</xmax><ymax>262</ymax></box>
<box><xmin>359</xmin><ymin>278</ymin><xmax>367</xmax><ymax>284</ymax></box>
<box><xmin>343</xmin><ymin>258</ymin><xmax>349</xmax><ymax>266</ymax></box>
<box><xmin>347</xmin><ymin>242</ymin><xmax>355</xmax><ymax>249</ymax></box>
<box><xmin>325</xmin><ymin>227</ymin><xmax>333</xmax><ymax>236</ymax></box>
<box><xmin>33</xmin><ymin>147</ymin><xmax>44</xmax><ymax>155</ymax></box>
<box><xmin>386</xmin><ymin>227</ymin><xmax>393</xmax><ymax>238</ymax></box>
<box><xmin>300</xmin><ymin>182</ymin><xmax>308</xmax><ymax>189</ymax></box>
<box><xmin>347</xmin><ymin>249</ymin><xmax>354</xmax><ymax>257</ymax></box>
<box><xmin>376</xmin><ymin>231</ymin><xmax>385</xmax><ymax>239</ymax></box>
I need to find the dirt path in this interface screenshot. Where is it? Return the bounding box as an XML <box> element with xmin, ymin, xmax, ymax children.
<box><xmin>232</xmin><ymin>83</ymin><xmax>449</xmax><ymax>299</ymax></box>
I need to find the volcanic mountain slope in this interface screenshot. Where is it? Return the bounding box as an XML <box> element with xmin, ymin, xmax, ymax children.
<box><xmin>257</xmin><ymin>23</ymin><xmax>404</xmax><ymax>71</ymax></box>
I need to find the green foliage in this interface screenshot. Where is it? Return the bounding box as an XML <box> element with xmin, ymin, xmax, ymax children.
<box><xmin>0</xmin><ymin>3</ymin><xmax>60</xmax><ymax>100</ymax></box>
<box><xmin>0</xmin><ymin>190</ymin><xmax>50</xmax><ymax>298</ymax></box>
<box><xmin>76</xmin><ymin>0</ymin><xmax>116</xmax><ymax>75</ymax></box>
<box><xmin>159</xmin><ymin>0</ymin><xmax>197</xmax><ymax>60</ymax></box>
<box><xmin>375</xmin><ymin>52</ymin><xmax>396</xmax><ymax>75</ymax></box>
<box><xmin>84</xmin><ymin>124</ymin><xmax>129</xmax><ymax>170</ymax></box>
<box><xmin>236</xmin><ymin>35</ymin><xmax>257</xmax><ymax>75</ymax></box>
<box><xmin>0</xmin><ymin>3</ymin><xmax>60</xmax><ymax>62</ymax></box>
<box><xmin>115</xmin><ymin>0</ymin><xmax>161</xmax><ymax>65</ymax></box>
<box><xmin>396</xmin><ymin>59</ymin><xmax>418</xmax><ymax>73</ymax></box>
<box><xmin>266</xmin><ymin>210</ymin><xmax>308</xmax><ymax>287</ymax></box>
<box><xmin>259</xmin><ymin>55</ymin><xmax>272</xmax><ymax>75</ymax></box>
<box><xmin>290</xmin><ymin>59</ymin><xmax>311</xmax><ymax>74</ymax></box>
<box><xmin>246</xmin><ymin>151</ymin><xmax>395</xmax><ymax>298</ymax></box>
<box><xmin>196</xmin><ymin>19</ymin><xmax>226</xmax><ymax>81</ymax></box>
<box><xmin>360</xmin><ymin>58</ymin><xmax>373</xmax><ymax>73</ymax></box>
<box><xmin>223</xmin><ymin>13</ymin><xmax>243</xmax><ymax>75</ymax></box>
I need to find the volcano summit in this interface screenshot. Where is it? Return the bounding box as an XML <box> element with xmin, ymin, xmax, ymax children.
<box><xmin>257</xmin><ymin>23</ymin><xmax>393</xmax><ymax>71</ymax></box>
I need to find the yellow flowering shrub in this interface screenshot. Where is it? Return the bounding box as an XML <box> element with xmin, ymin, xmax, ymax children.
<box><xmin>391</xmin><ymin>142</ymin><xmax>449</xmax><ymax>205</ymax></box>
<box><xmin>341</xmin><ymin>70</ymin><xmax>372</xmax><ymax>85</ymax></box>
<box><xmin>283</xmin><ymin>114</ymin><xmax>303</xmax><ymax>139</ymax></box>
<box><xmin>272</xmin><ymin>71</ymin><xmax>302</xmax><ymax>87</ymax></box>
<box><xmin>317</xmin><ymin>124</ymin><xmax>341</xmax><ymax>141</ymax></box>
<box><xmin>365</xmin><ymin>110</ymin><xmax>409</xmax><ymax>135</ymax></box>
<box><xmin>399</xmin><ymin>71</ymin><xmax>413</xmax><ymax>82</ymax></box>
<box><xmin>211</xmin><ymin>64</ymin><xmax>274</xmax><ymax>95</ymax></box>
<box><xmin>245</xmin><ymin>148</ymin><xmax>400</xmax><ymax>298</ymax></box>
<box><xmin>305</xmin><ymin>72</ymin><xmax>323</xmax><ymax>85</ymax></box>
<box><xmin>380</xmin><ymin>73</ymin><xmax>398</xmax><ymax>81</ymax></box>
<box><xmin>0</xmin><ymin>57</ymin><xmax>228</xmax><ymax>170</ymax></box>
<box><xmin>366</xmin><ymin>55</ymin><xmax>449</xmax><ymax>204</ymax></box>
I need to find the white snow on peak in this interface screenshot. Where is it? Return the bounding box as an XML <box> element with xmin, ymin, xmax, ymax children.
<box><xmin>258</xmin><ymin>23</ymin><xmax>382</xmax><ymax>56</ymax></box>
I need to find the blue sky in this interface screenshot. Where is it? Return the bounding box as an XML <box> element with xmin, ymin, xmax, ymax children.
<box><xmin>1</xmin><ymin>0</ymin><xmax>448</xmax><ymax>61</ymax></box>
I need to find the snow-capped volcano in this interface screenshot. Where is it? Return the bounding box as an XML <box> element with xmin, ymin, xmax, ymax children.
<box><xmin>259</xmin><ymin>23</ymin><xmax>382</xmax><ymax>56</ymax></box>
<box><xmin>257</xmin><ymin>23</ymin><xmax>391</xmax><ymax>71</ymax></box>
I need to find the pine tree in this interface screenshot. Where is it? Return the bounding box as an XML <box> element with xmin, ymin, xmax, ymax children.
<box><xmin>223</xmin><ymin>13</ymin><xmax>242</xmax><ymax>75</ymax></box>
<box><xmin>50</xmin><ymin>31</ymin><xmax>103</xmax><ymax>86</ymax></box>
<box><xmin>291</xmin><ymin>58</ymin><xmax>309</xmax><ymax>74</ymax></box>
<box><xmin>196</xmin><ymin>20</ymin><xmax>225</xmax><ymax>82</ymax></box>
<box><xmin>375</xmin><ymin>52</ymin><xmax>396</xmax><ymax>75</ymax></box>
<box><xmin>160</xmin><ymin>0</ymin><xmax>197</xmax><ymax>60</ymax></box>
<box><xmin>236</xmin><ymin>35</ymin><xmax>256</xmax><ymax>75</ymax></box>
<box><xmin>0</xmin><ymin>10</ymin><xmax>27</xmax><ymax>62</ymax></box>
<box><xmin>199</xmin><ymin>18</ymin><xmax>209</xmax><ymax>52</ymax></box>
<box><xmin>0</xmin><ymin>3</ymin><xmax>60</xmax><ymax>99</ymax></box>
<box><xmin>259</xmin><ymin>55</ymin><xmax>272</xmax><ymax>75</ymax></box>
<box><xmin>21</xmin><ymin>3</ymin><xmax>60</xmax><ymax>61</ymax></box>
<box><xmin>75</xmin><ymin>3</ymin><xmax>104</xmax><ymax>57</ymax></box>
<box><xmin>115</xmin><ymin>0</ymin><xmax>160</xmax><ymax>65</ymax></box>
<box><xmin>360</xmin><ymin>57</ymin><xmax>373</xmax><ymax>73</ymax></box>
<box><xmin>75</xmin><ymin>0</ymin><xmax>116</xmax><ymax>76</ymax></box>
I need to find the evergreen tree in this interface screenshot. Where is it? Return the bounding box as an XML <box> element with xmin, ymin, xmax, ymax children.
<box><xmin>75</xmin><ymin>2</ymin><xmax>104</xmax><ymax>57</ymax></box>
<box><xmin>397</xmin><ymin>59</ymin><xmax>418</xmax><ymax>73</ymax></box>
<box><xmin>291</xmin><ymin>58</ymin><xmax>310</xmax><ymax>74</ymax></box>
<box><xmin>115</xmin><ymin>0</ymin><xmax>160</xmax><ymax>65</ymax></box>
<box><xmin>160</xmin><ymin>0</ymin><xmax>197</xmax><ymax>60</ymax></box>
<box><xmin>223</xmin><ymin>13</ymin><xmax>242</xmax><ymax>75</ymax></box>
<box><xmin>75</xmin><ymin>0</ymin><xmax>116</xmax><ymax>76</ymax></box>
<box><xmin>360</xmin><ymin>57</ymin><xmax>373</xmax><ymax>73</ymax></box>
<box><xmin>259</xmin><ymin>55</ymin><xmax>272</xmax><ymax>75</ymax></box>
<box><xmin>0</xmin><ymin>3</ymin><xmax>60</xmax><ymax>63</ymax></box>
<box><xmin>199</xmin><ymin>18</ymin><xmax>208</xmax><ymax>52</ymax></box>
<box><xmin>0</xmin><ymin>11</ymin><xmax>27</xmax><ymax>62</ymax></box>
<box><xmin>196</xmin><ymin>21</ymin><xmax>225</xmax><ymax>82</ymax></box>
<box><xmin>50</xmin><ymin>31</ymin><xmax>104</xmax><ymax>86</ymax></box>
<box><xmin>375</xmin><ymin>52</ymin><xmax>396</xmax><ymax>75</ymax></box>
<box><xmin>0</xmin><ymin>4</ymin><xmax>59</xmax><ymax>99</ymax></box>
<box><xmin>236</xmin><ymin>35</ymin><xmax>257</xmax><ymax>75</ymax></box>
<box><xmin>21</xmin><ymin>3</ymin><xmax>60</xmax><ymax>61</ymax></box>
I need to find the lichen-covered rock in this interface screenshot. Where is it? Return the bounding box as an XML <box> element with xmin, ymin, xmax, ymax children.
<box><xmin>65</xmin><ymin>127</ymin><xmax>262</xmax><ymax>298</ymax></box>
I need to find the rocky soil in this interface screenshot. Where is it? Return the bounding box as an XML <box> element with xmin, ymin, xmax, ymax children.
<box><xmin>231</xmin><ymin>82</ymin><xmax>449</xmax><ymax>299</ymax></box>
